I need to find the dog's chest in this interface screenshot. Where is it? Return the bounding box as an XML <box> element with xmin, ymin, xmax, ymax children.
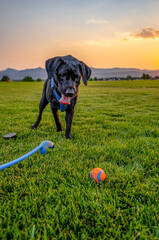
<box><xmin>46</xmin><ymin>80</ymin><xmax>59</xmax><ymax>107</ymax></box>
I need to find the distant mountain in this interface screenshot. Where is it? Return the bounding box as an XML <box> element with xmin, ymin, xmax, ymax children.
<box><xmin>0</xmin><ymin>67</ymin><xmax>159</xmax><ymax>81</ymax></box>
<box><xmin>91</xmin><ymin>67</ymin><xmax>159</xmax><ymax>79</ymax></box>
<box><xmin>0</xmin><ymin>67</ymin><xmax>47</xmax><ymax>80</ymax></box>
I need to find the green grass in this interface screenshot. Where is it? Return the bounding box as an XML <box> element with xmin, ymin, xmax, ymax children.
<box><xmin>0</xmin><ymin>80</ymin><xmax>159</xmax><ymax>240</ymax></box>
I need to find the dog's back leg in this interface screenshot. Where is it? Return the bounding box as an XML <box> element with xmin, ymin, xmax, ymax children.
<box><xmin>32</xmin><ymin>80</ymin><xmax>49</xmax><ymax>129</ymax></box>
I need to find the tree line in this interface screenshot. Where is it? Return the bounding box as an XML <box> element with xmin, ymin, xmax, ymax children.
<box><xmin>89</xmin><ymin>73</ymin><xmax>159</xmax><ymax>81</ymax></box>
<box><xmin>1</xmin><ymin>73</ymin><xmax>159</xmax><ymax>82</ymax></box>
<box><xmin>0</xmin><ymin>76</ymin><xmax>42</xmax><ymax>82</ymax></box>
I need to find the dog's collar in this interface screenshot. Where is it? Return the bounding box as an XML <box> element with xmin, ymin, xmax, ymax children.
<box><xmin>51</xmin><ymin>77</ymin><xmax>73</xmax><ymax>112</ymax></box>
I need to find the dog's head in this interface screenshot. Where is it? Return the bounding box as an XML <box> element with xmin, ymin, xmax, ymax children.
<box><xmin>45</xmin><ymin>55</ymin><xmax>91</xmax><ymax>102</ymax></box>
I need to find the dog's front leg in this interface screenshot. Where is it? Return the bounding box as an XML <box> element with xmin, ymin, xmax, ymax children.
<box><xmin>65</xmin><ymin>107</ymin><xmax>75</xmax><ymax>139</ymax></box>
<box><xmin>50</xmin><ymin>104</ymin><xmax>62</xmax><ymax>132</ymax></box>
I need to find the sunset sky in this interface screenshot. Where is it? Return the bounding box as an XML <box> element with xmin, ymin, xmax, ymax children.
<box><xmin>0</xmin><ymin>0</ymin><xmax>159</xmax><ymax>70</ymax></box>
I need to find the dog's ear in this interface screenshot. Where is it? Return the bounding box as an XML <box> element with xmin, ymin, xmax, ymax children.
<box><xmin>79</xmin><ymin>61</ymin><xmax>91</xmax><ymax>86</ymax></box>
<box><xmin>45</xmin><ymin>57</ymin><xmax>62</xmax><ymax>79</ymax></box>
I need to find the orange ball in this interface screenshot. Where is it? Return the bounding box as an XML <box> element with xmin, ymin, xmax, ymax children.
<box><xmin>90</xmin><ymin>168</ymin><xmax>106</xmax><ymax>182</ymax></box>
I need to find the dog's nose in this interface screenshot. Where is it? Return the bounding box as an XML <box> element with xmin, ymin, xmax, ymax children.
<box><xmin>65</xmin><ymin>88</ymin><xmax>75</xmax><ymax>97</ymax></box>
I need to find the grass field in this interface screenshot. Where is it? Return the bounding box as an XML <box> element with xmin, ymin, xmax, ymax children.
<box><xmin>0</xmin><ymin>80</ymin><xmax>159</xmax><ymax>239</ymax></box>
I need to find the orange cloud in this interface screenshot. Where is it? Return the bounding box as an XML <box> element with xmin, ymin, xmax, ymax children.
<box><xmin>133</xmin><ymin>27</ymin><xmax>159</xmax><ymax>39</ymax></box>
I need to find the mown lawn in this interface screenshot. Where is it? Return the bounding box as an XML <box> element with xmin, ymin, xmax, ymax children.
<box><xmin>0</xmin><ymin>80</ymin><xmax>159</xmax><ymax>239</ymax></box>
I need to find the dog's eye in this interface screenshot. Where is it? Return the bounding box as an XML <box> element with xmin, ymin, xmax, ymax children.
<box><xmin>61</xmin><ymin>73</ymin><xmax>66</xmax><ymax>77</ymax></box>
<box><xmin>59</xmin><ymin>73</ymin><xmax>66</xmax><ymax>78</ymax></box>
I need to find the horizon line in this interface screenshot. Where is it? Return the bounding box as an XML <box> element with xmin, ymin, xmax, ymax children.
<box><xmin>1</xmin><ymin>66</ymin><xmax>159</xmax><ymax>71</ymax></box>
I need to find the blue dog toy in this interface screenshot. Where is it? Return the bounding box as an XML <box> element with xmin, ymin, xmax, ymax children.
<box><xmin>0</xmin><ymin>140</ymin><xmax>54</xmax><ymax>170</ymax></box>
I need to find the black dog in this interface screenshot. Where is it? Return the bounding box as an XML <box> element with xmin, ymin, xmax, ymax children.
<box><xmin>32</xmin><ymin>55</ymin><xmax>91</xmax><ymax>139</ymax></box>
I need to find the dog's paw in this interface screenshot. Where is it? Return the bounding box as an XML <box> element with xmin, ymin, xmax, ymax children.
<box><xmin>31</xmin><ymin>125</ymin><xmax>37</xmax><ymax>130</ymax></box>
<box><xmin>65</xmin><ymin>133</ymin><xmax>72</xmax><ymax>139</ymax></box>
<box><xmin>57</xmin><ymin>125</ymin><xmax>62</xmax><ymax>132</ymax></box>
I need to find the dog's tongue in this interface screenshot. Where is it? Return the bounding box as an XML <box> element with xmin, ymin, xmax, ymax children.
<box><xmin>59</xmin><ymin>94</ymin><xmax>70</xmax><ymax>105</ymax></box>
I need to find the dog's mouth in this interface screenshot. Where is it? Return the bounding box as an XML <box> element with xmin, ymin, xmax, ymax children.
<box><xmin>59</xmin><ymin>94</ymin><xmax>71</xmax><ymax>105</ymax></box>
